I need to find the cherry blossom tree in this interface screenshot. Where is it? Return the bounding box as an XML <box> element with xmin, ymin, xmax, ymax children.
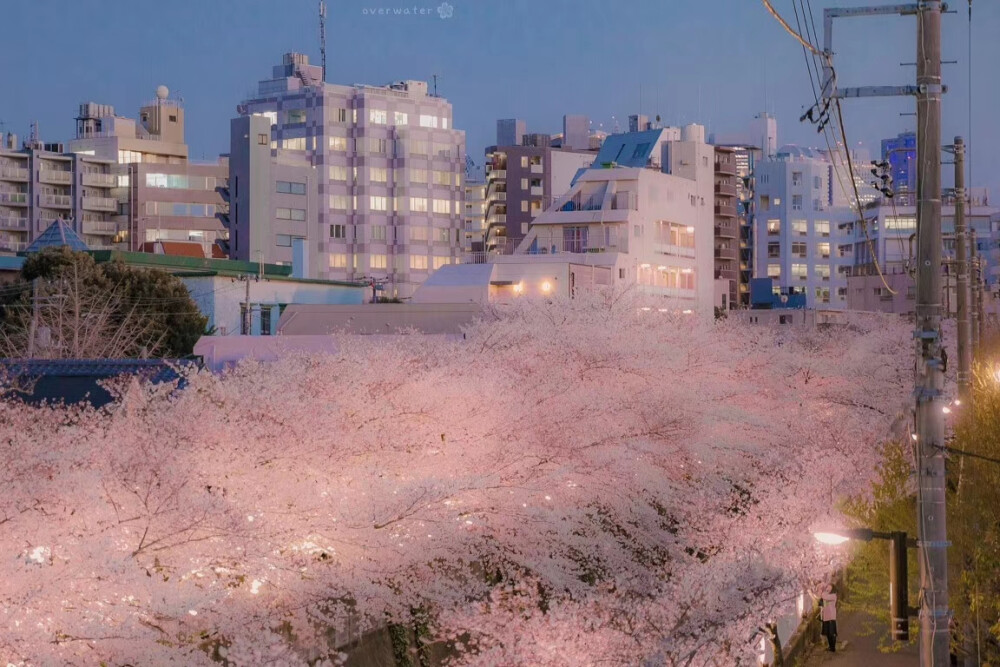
<box><xmin>0</xmin><ymin>292</ymin><xmax>913</xmax><ymax>665</ymax></box>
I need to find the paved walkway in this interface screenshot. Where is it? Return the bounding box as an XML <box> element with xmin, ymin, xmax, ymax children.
<box><xmin>800</xmin><ymin>608</ymin><xmax>919</xmax><ymax>666</ymax></box>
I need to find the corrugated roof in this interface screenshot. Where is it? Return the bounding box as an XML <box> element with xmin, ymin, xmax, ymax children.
<box><xmin>25</xmin><ymin>220</ymin><xmax>89</xmax><ymax>253</ymax></box>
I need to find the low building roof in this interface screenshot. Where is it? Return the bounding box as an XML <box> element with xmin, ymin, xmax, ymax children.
<box><xmin>25</xmin><ymin>220</ymin><xmax>89</xmax><ymax>253</ymax></box>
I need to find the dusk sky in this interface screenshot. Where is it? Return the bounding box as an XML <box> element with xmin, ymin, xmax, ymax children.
<box><xmin>5</xmin><ymin>0</ymin><xmax>998</xmax><ymax>192</ymax></box>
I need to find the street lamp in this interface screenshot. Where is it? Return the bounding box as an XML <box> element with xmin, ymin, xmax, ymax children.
<box><xmin>814</xmin><ymin>528</ymin><xmax>916</xmax><ymax>641</ymax></box>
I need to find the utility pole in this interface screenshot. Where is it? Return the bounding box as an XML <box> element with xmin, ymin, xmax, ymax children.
<box><xmin>26</xmin><ymin>278</ymin><xmax>39</xmax><ymax>358</ymax></box>
<box><xmin>914</xmin><ymin>2</ymin><xmax>950</xmax><ymax>663</ymax></box>
<box><xmin>242</xmin><ymin>276</ymin><xmax>251</xmax><ymax>335</ymax></box>
<box><xmin>969</xmin><ymin>227</ymin><xmax>980</xmax><ymax>351</ymax></box>
<box><xmin>954</xmin><ymin>137</ymin><xmax>971</xmax><ymax>400</ymax></box>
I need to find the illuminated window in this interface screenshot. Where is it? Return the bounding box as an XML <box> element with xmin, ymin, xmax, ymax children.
<box><xmin>410</xmin><ymin>169</ymin><xmax>427</xmax><ymax>184</ymax></box>
<box><xmin>792</xmin><ymin>219</ymin><xmax>807</xmax><ymax>236</ymax></box>
<box><xmin>330</xmin><ymin>195</ymin><xmax>349</xmax><ymax>211</ymax></box>
<box><xmin>371</xmin><ymin>225</ymin><xmax>387</xmax><ymax>241</ymax></box>
<box><xmin>767</xmin><ymin>264</ymin><xmax>781</xmax><ymax>278</ymax></box>
<box><xmin>329</xmin><ymin>253</ymin><xmax>348</xmax><ymax>268</ymax></box>
<box><xmin>410</xmin><ymin>255</ymin><xmax>428</xmax><ymax>270</ymax></box>
<box><xmin>329</xmin><ymin>136</ymin><xmax>348</xmax><ymax>151</ymax></box>
<box><xmin>815</xmin><ymin>220</ymin><xmax>830</xmax><ymax>237</ymax></box>
<box><xmin>410</xmin><ymin>197</ymin><xmax>428</xmax><ymax>213</ymax></box>
<box><xmin>370</xmin><ymin>196</ymin><xmax>388</xmax><ymax>212</ymax></box>
<box><xmin>767</xmin><ymin>219</ymin><xmax>781</xmax><ymax>234</ymax></box>
<box><xmin>370</xmin><ymin>167</ymin><xmax>388</xmax><ymax>183</ymax></box>
<box><xmin>282</xmin><ymin>137</ymin><xmax>306</xmax><ymax>151</ymax></box>
<box><xmin>432</xmin><ymin>256</ymin><xmax>450</xmax><ymax>270</ymax></box>
<box><xmin>369</xmin><ymin>109</ymin><xmax>387</xmax><ymax>125</ymax></box>
<box><xmin>432</xmin><ymin>199</ymin><xmax>451</xmax><ymax>215</ymax></box>
<box><xmin>410</xmin><ymin>226</ymin><xmax>429</xmax><ymax>242</ymax></box>
<box><xmin>791</xmin><ymin>263</ymin><xmax>808</xmax><ymax>280</ymax></box>
<box><xmin>419</xmin><ymin>115</ymin><xmax>438</xmax><ymax>128</ymax></box>
<box><xmin>370</xmin><ymin>254</ymin><xmax>387</xmax><ymax>269</ymax></box>
<box><xmin>816</xmin><ymin>242</ymin><xmax>830</xmax><ymax>259</ymax></box>
<box><xmin>394</xmin><ymin>111</ymin><xmax>408</xmax><ymax>125</ymax></box>
<box><xmin>329</xmin><ymin>166</ymin><xmax>347</xmax><ymax>181</ymax></box>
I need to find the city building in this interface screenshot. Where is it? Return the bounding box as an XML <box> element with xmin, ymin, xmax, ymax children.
<box><xmin>0</xmin><ymin>132</ymin><xmax>118</xmax><ymax>253</ymax></box>
<box><xmin>881</xmin><ymin>131</ymin><xmax>916</xmax><ymax>196</ymax></box>
<box><xmin>430</xmin><ymin>126</ymin><xmax>718</xmax><ymax>316</ymax></box>
<box><xmin>844</xmin><ymin>189</ymin><xmax>1000</xmax><ymax>315</ymax></box>
<box><xmin>754</xmin><ymin>145</ymin><xmax>848</xmax><ymax>309</ymax></box>
<box><xmin>67</xmin><ymin>89</ymin><xmax>229</xmax><ymax>256</ymax></box>
<box><xmin>562</xmin><ymin>115</ymin><xmax>590</xmax><ymax>151</ymax></box>
<box><xmin>483</xmin><ymin>141</ymin><xmax>595</xmax><ymax>253</ymax></box>
<box><xmin>713</xmin><ymin>146</ymin><xmax>740</xmax><ymax>309</ymax></box>
<box><xmin>496</xmin><ymin>119</ymin><xmax>526</xmax><ymax>148</ymax></box>
<box><xmin>229</xmin><ymin>53</ymin><xmax>466</xmax><ymax>298</ymax></box>
<box><xmin>462</xmin><ymin>179</ymin><xmax>486</xmax><ymax>251</ymax></box>
<box><xmin>750</xmin><ymin>112</ymin><xmax>778</xmax><ymax>159</ymax></box>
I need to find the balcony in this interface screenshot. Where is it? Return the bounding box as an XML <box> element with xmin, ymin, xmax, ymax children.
<box><xmin>714</xmin><ymin>202</ymin><xmax>737</xmax><ymax>218</ymax></box>
<box><xmin>714</xmin><ymin>247</ymin><xmax>739</xmax><ymax>261</ymax></box>
<box><xmin>0</xmin><ymin>240</ymin><xmax>27</xmax><ymax>253</ymax></box>
<box><xmin>714</xmin><ymin>221</ymin><xmax>738</xmax><ymax>238</ymax></box>
<box><xmin>714</xmin><ymin>160</ymin><xmax>737</xmax><ymax>176</ymax></box>
<box><xmin>530</xmin><ymin>186</ymin><xmax>544</xmax><ymax>196</ymax></box>
<box><xmin>0</xmin><ymin>166</ymin><xmax>29</xmax><ymax>181</ymax></box>
<box><xmin>40</xmin><ymin>194</ymin><xmax>72</xmax><ymax>208</ymax></box>
<box><xmin>39</xmin><ymin>170</ymin><xmax>74</xmax><ymax>185</ymax></box>
<box><xmin>82</xmin><ymin>196</ymin><xmax>118</xmax><ymax>211</ymax></box>
<box><xmin>83</xmin><ymin>220</ymin><xmax>118</xmax><ymax>235</ymax></box>
<box><xmin>487</xmin><ymin>214</ymin><xmax>507</xmax><ymax>228</ymax></box>
<box><xmin>0</xmin><ymin>216</ymin><xmax>28</xmax><ymax>230</ymax></box>
<box><xmin>487</xmin><ymin>169</ymin><xmax>507</xmax><ymax>181</ymax></box>
<box><xmin>490</xmin><ymin>191</ymin><xmax>507</xmax><ymax>202</ymax></box>
<box><xmin>530</xmin><ymin>163</ymin><xmax>544</xmax><ymax>174</ymax></box>
<box><xmin>0</xmin><ymin>192</ymin><xmax>28</xmax><ymax>205</ymax></box>
<box><xmin>714</xmin><ymin>182</ymin><xmax>737</xmax><ymax>197</ymax></box>
<box><xmin>82</xmin><ymin>172</ymin><xmax>117</xmax><ymax>187</ymax></box>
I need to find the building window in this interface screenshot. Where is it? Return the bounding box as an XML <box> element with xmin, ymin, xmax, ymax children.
<box><xmin>791</xmin><ymin>242</ymin><xmax>807</xmax><ymax>258</ymax></box>
<box><xmin>329</xmin><ymin>166</ymin><xmax>348</xmax><ymax>182</ymax></box>
<box><xmin>634</xmin><ymin>224</ymin><xmax>643</xmax><ymax>238</ymax></box>
<box><xmin>767</xmin><ymin>242</ymin><xmax>781</xmax><ymax>258</ymax></box>
<box><xmin>410</xmin><ymin>140</ymin><xmax>428</xmax><ymax>155</ymax></box>
<box><xmin>335</xmin><ymin>108</ymin><xmax>348</xmax><ymax>123</ymax></box>
<box><xmin>410</xmin><ymin>254</ymin><xmax>428</xmax><ymax>270</ymax></box>
<box><xmin>767</xmin><ymin>264</ymin><xmax>781</xmax><ymax>278</ymax></box>
<box><xmin>282</xmin><ymin>137</ymin><xmax>306</xmax><ymax>151</ymax></box>
<box><xmin>394</xmin><ymin>111</ymin><xmax>408</xmax><ymax>125</ymax></box>
<box><xmin>329</xmin><ymin>136</ymin><xmax>348</xmax><ymax>151</ymax></box>
<box><xmin>433</xmin><ymin>256</ymin><xmax>450</xmax><ymax>270</ymax></box>
<box><xmin>329</xmin><ymin>253</ymin><xmax>348</xmax><ymax>268</ymax></box>
<box><xmin>369</xmin><ymin>109</ymin><xmax>387</xmax><ymax>125</ymax></box>
<box><xmin>767</xmin><ymin>219</ymin><xmax>781</xmax><ymax>234</ymax></box>
<box><xmin>432</xmin><ymin>170</ymin><xmax>451</xmax><ymax>186</ymax></box>
<box><xmin>815</xmin><ymin>286</ymin><xmax>831</xmax><ymax>303</ymax></box>
<box><xmin>411</xmin><ymin>169</ymin><xmax>427</xmax><ymax>184</ymax></box>
<box><xmin>276</xmin><ymin>234</ymin><xmax>292</xmax><ymax>247</ymax></box>
<box><xmin>815</xmin><ymin>220</ymin><xmax>830</xmax><ymax>237</ymax></box>
<box><xmin>330</xmin><ymin>195</ymin><xmax>349</xmax><ymax>210</ymax></box>
<box><xmin>370</xmin><ymin>254</ymin><xmax>387</xmax><ymax>269</ymax></box>
<box><xmin>330</xmin><ymin>224</ymin><xmax>347</xmax><ymax>239</ymax></box>
<box><xmin>437</xmin><ymin>227</ymin><xmax>450</xmax><ymax>243</ymax></box>
<box><xmin>276</xmin><ymin>181</ymin><xmax>307</xmax><ymax>195</ymax></box>
<box><xmin>258</xmin><ymin>133</ymin><xmax>268</xmax><ymax>145</ymax></box>
<box><xmin>419</xmin><ymin>115</ymin><xmax>438</xmax><ymax>128</ymax></box>
<box><xmin>276</xmin><ymin>207</ymin><xmax>306</xmax><ymax>221</ymax></box>
<box><xmin>370</xmin><ymin>167</ymin><xmax>388</xmax><ymax>183</ymax></box>
<box><xmin>410</xmin><ymin>226</ymin><xmax>429</xmax><ymax>242</ymax></box>
<box><xmin>369</xmin><ymin>138</ymin><xmax>387</xmax><ymax>154</ymax></box>
<box><xmin>287</xmin><ymin>109</ymin><xmax>307</xmax><ymax>124</ymax></box>
<box><xmin>520</xmin><ymin>200</ymin><xmax>528</xmax><ymax>213</ymax></box>
<box><xmin>816</xmin><ymin>264</ymin><xmax>831</xmax><ymax>281</ymax></box>
<box><xmin>371</xmin><ymin>225</ymin><xmax>387</xmax><ymax>241</ymax></box>
<box><xmin>791</xmin><ymin>195</ymin><xmax>803</xmax><ymax>211</ymax></box>
<box><xmin>792</xmin><ymin>171</ymin><xmax>802</xmax><ymax>186</ymax></box>
<box><xmin>410</xmin><ymin>197</ymin><xmax>428</xmax><ymax>213</ymax></box>
<box><xmin>370</xmin><ymin>196</ymin><xmax>388</xmax><ymax>212</ymax></box>
<box><xmin>792</xmin><ymin>219</ymin><xmax>807</xmax><ymax>236</ymax></box>
<box><xmin>816</xmin><ymin>242</ymin><xmax>830</xmax><ymax>259</ymax></box>
<box><xmin>791</xmin><ymin>263</ymin><xmax>808</xmax><ymax>280</ymax></box>
<box><xmin>432</xmin><ymin>199</ymin><xmax>451</xmax><ymax>215</ymax></box>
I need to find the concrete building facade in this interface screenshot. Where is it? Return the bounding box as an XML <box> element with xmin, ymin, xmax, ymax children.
<box><xmin>754</xmin><ymin>145</ymin><xmax>849</xmax><ymax>309</ymax></box>
<box><xmin>229</xmin><ymin>53</ymin><xmax>466</xmax><ymax>298</ymax></box>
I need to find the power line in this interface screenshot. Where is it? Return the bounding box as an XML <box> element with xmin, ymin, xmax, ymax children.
<box><xmin>761</xmin><ymin>0</ymin><xmax>823</xmax><ymax>57</ymax></box>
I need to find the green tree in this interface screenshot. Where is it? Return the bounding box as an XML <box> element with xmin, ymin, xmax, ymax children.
<box><xmin>1</xmin><ymin>247</ymin><xmax>207</xmax><ymax>358</ymax></box>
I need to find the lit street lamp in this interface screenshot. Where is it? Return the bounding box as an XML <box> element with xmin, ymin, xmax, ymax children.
<box><xmin>814</xmin><ymin>529</ymin><xmax>916</xmax><ymax>641</ymax></box>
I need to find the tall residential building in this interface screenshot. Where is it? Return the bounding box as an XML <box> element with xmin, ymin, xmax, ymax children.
<box><xmin>68</xmin><ymin>89</ymin><xmax>229</xmax><ymax>256</ymax></box>
<box><xmin>229</xmin><ymin>53</ymin><xmax>466</xmax><ymax>298</ymax></box>
<box><xmin>483</xmin><ymin>143</ymin><xmax>595</xmax><ymax>253</ymax></box>
<box><xmin>754</xmin><ymin>145</ymin><xmax>848</xmax><ymax>309</ymax></box>
<box><xmin>496</xmin><ymin>119</ymin><xmax>526</xmax><ymax>148</ymax></box>
<box><xmin>0</xmin><ymin>132</ymin><xmax>118</xmax><ymax>253</ymax></box>
<box><xmin>713</xmin><ymin>146</ymin><xmax>740</xmax><ymax>309</ymax></box>
<box><xmin>462</xmin><ymin>179</ymin><xmax>486</xmax><ymax>251</ymax></box>
<box><xmin>881</xmin><ymin>131</ymin><xmax>917</xmax><ymax>197</ymax></box>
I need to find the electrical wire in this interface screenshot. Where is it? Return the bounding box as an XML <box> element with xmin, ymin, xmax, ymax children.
<box><xmin>937</xmin><ymin>444</ymin><xmax>1000</xmax><ymax>467</ymax></box>
<box><xmin>761</xmin><ymin>0</ymin><xmax>824</xmax><ymax>57</ymax></box>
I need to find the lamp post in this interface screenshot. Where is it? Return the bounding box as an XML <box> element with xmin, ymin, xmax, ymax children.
<box><xmin>814</xmin><ymin>529</ymin><xmax>916</xmax><ymax>641</ymax></box>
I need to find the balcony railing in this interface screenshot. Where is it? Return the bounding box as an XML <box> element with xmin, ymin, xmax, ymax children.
<box><xmin>83</xmin><ymin>220</ymin><xmax>118</xmax><ymax>235</ymax></box>
<box><xmin>82</xmin><ymin>196</ymin><xmax>118</xmax><ymax>211</ymax></box>
<box><xmin>490</xmin><ymin>191</ymin><xmax>507</xmax><ymax>202</ymax></box>
<box><xmin>0</xmin><ymin>192</ymin><xmax>28</xmax><ymax>205</ymax></box>
<box><xmin>530</xmin><ymin>163</ymin><xmax>544</xmax><ymax>174</ymax></box>
<box><xmin>714</xmin><ymin>222</ymin><xmax>738</xmax><ymax>238</ymax></box>
<box><xmin>714</xmin><ymin>247</ymin><xmax>739</xmax><ymax>261</ymax></box>
<box><xmin>0</xmin><ymin>166</ymin><xmax>29</xmax><ymax>181</ymax></box>
<box><xmin>529</xmin><ymin>186</ymin><xmax>544</xmax><ymax>196</ymax></box>
<box><xmin>39</xmin><ymin>170</ymin><xmax>74</xmax><ymax>185</ymax></box>
<box><xmin>714</xmin><ymin>203</ymin><xmax>737</xmax><ymax>218</ymax></box>
<box><xmin>714</xmin><ymin>160</ymin><xmax>737</xmax><ymax>176</ymax></box>
<box><xmin>487</xmin><ymin>169</ymin><xmax>507</xmax><ymax>181</ymax></box>
<box><xmin>0</xmin><ymin>240</ymin><xmax>27</xmax><ymax>252</ymax></box>
<box><xmin>82</xmin><ymin>172</ymin><xmax>116</xmax><ymax>187</ymax></box>
<box><xmin>487</xmin><ymin>214</ymin><xmax>507</xmax><ymax>227</ymax></box>
<box><xmin>0</xmin><ymin>216</ymin><xmax>28</xmax><ymax>230</ymax></box>
<box><xmin>714</xmin><ymin>182</ymin><xmax>737</xmax><ymax>197</ymax></box>
<box><xmin>40</xmin><ymin>194</ymin><xmax>72</xmax><ymax>208</ymax></box>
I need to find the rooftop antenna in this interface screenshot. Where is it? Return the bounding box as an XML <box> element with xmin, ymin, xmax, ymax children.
<box><xmin>432</xmin><ymin>74</ymin><xmax>439</xmax><ymax>97</ymax></box>
<box><xmin>319</xmin><ymin>0</ymin><xmax>327</xmax><ymax>83</ymax></box>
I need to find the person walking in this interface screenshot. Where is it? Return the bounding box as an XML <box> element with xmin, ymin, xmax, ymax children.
<box><xmin>814</xmin><ymin>583</ymin><xmax>838</xmax><ymax>652</ymax></box>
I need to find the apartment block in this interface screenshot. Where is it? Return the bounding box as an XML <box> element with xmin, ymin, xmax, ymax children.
<box><xmin>713</xmin><ymin>146</ymin><xmax>740</xmax><ymax>309</ymax></box>
<box><xmin>0</xmin><ymin>132</ymin><xmax>118</xmax><ymax>252</ymax></box>
<box><xmin>229</xmin><ymin>53</ymin><xmax>466</xmax><ymax>298</ymax></box>
<box><xmin>755</xmin><ymin>145</ymin><xmax>848</xmax><ymax>309</ymax></box>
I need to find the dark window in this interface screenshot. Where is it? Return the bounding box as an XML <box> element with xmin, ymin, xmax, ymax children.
<box><xmin>169</xmin><ymin>115</ymin><xmax>177</xmax><ymax>122</ymax></box>
<box><xmin>261</xmin><ymin>308</ymin><xmax>272</xmax><ymax>336</ymax></box>
<box><xmin>258</xmin><ymin>133</ymin><xmax>268</xmax><ymax>145</ymax></box>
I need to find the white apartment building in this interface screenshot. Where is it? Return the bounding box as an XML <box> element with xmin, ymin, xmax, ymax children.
<box><xmin>421</xmin><ymin>127</ymin><xmax>717</xmax><ymax>316</ymax></box>
<box><xmin>754</xmin><ymin>145</ymin><xmax>849</xmax><ymax>309</ymax></box>
<box><xmin>230</xmin><ymin>53</ymin><xmax>466</xmax><ymax>298</ymax></box>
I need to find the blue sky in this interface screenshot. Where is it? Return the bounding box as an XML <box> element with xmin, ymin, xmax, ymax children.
<box><xmin>4</xmin><ymin>0</ymin><xmax>997</xmax><ymax>192</ymax></box>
